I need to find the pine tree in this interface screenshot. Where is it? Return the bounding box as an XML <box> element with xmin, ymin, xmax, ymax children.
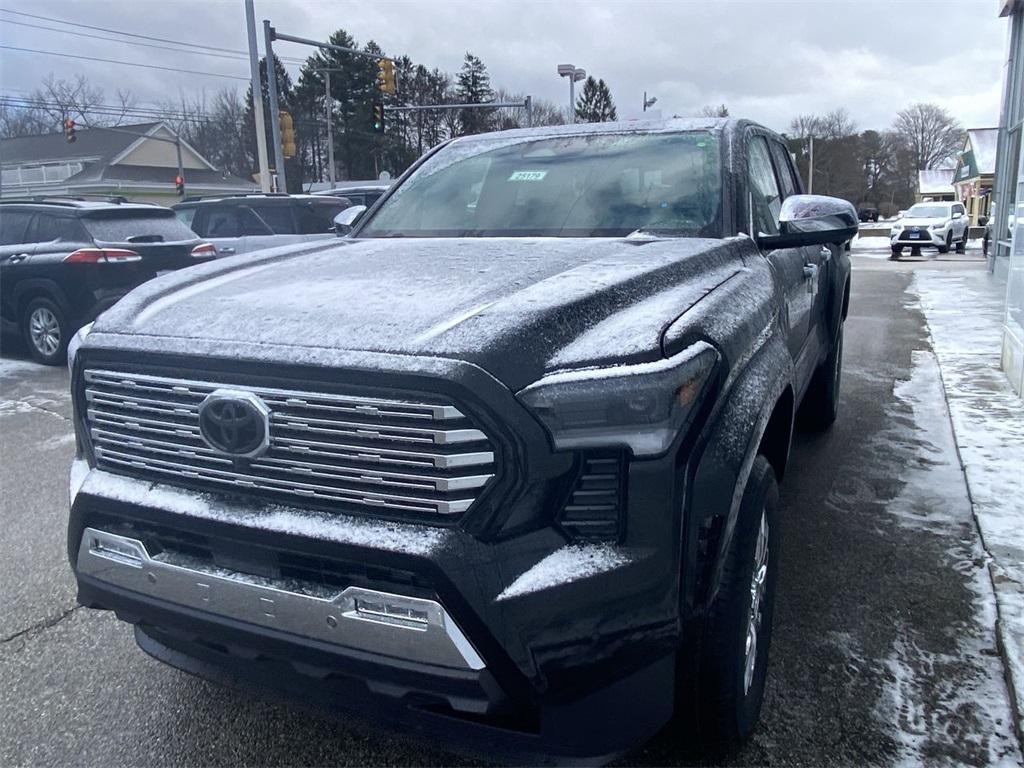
<box><xmin>574</xmin><ymin>77</ymin><xmax>617</xmax><ymax>123</ymax></box>
<box><xmin>456</xmin><ymin>52</ymin><xmax>495</xmax><ymax>135</ymax></box>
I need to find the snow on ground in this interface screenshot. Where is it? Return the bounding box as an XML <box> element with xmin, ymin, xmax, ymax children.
<box><xmin>911</xmin><ymin>269</ymin><xmax>1024</xmax><ymax>742</ymax></box>
<box><xmin>870</xmin><ymin>349</ymin><xmax>1020</xmax><ymax>765</ymax></box>
<box><xmin>852</xmin><ymin>235</ymin><xmax>895</xmax><ymax>258</ymax></box>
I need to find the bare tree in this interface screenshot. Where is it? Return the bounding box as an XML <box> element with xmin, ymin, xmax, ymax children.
<box><xmin>0</xmin><ymin>102</ymin><xmax>51</xmax><ymax>138</ymax></box>
<box><xmin>27</xmin><ymin>74</ymin><xmax>137</xmax><ymax>129</ymax></box>
<box><xmin>893</xmin><ymin>103</ymin><xmax>962</xmax><ymax>170</ymax></box>
<box><xmin>699</xmin><ymin>104</ymin><xmax>729</xmax><ymax>118</ymax></box>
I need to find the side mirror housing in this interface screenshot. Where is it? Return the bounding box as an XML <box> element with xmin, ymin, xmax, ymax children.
<box><xmin>756</xmin><ymin>194</ymin><xmax>858</xmax><ymax>250</ymax></box>
<box><xmin>952</xmin><ymin>211</ymin><xmax>963</xmax><ymax>219</ymax></box>
<box><xmin>333</xmin><ymin>205</ymin><xmax>367</xmax><ymax>236</ymax></box>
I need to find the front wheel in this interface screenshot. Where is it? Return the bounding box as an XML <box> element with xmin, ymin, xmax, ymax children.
<box><xmin>22</xmin><ymin>297</ymin><xmax>69</xmax><ymax>365</ymax></box>
<box><xmin>938</xmin><ymin>231</ymin><xmax>952</xmax><ymax>254</ymax></box>
<box><xmin>688</xmin><ymin>456</ymin><xmax>781</xmax><ymax>753</ymax></box>
<box><xmin>890</xmin><ymin>246</ymin><xmax>902</xmax><ymax>261</ymax></box>
<box><xmin>956</xmin><ymin>226</ymin><xmax>968</xmax><ymax>254</ymax></box>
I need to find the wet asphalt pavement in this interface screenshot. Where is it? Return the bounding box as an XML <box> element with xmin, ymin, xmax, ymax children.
<box><xmin>1</xmin><ymin>247</ymin><xmax>1019</xmax><ymax>767</ymax></box>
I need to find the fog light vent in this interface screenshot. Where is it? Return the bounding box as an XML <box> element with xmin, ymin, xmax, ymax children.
<box><xmin>558</xmin><ymin>453</ymin><xmax>626</xmax><ymax>542</ymax></box>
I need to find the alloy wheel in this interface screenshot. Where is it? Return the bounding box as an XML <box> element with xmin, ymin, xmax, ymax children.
<box><xmin>743</xmin><ymin>508</ymin><xmax>770</xmax><ymax>694</ymax></box>
<box><xmin>29</xmin><ymin>306</ymin><xmax>60</xmax><ymax>356</ymax></box>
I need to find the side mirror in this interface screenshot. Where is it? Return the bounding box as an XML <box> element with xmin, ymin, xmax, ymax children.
<box><xmin>756</xmin><ymin>194</ymin><xmax>858</xmax><ymax>250</ymax></box>
<box><xmin>333</xmin><ymin>205</ymin><xmax>367</xmax><ymax>236</ymax></box>
<box><xmin>952</xmin><ymin>211</ymin><xmax>963</xmax><ymax>219</ymax></box>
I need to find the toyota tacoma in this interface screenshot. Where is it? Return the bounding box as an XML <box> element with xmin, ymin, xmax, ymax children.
<box><xmin>67</xmin><ymin>118</ymin><xmax>855</xmax><ymax>762</ymax></box>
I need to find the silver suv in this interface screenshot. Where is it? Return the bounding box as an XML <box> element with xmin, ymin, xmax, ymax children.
<box><xmin>173</xmin><ymin>194</ymin><xmax>348</xmax><ymax>257</ymax></box>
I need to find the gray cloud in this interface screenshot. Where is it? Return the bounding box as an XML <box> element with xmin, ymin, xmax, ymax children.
<box><xmin>0</xmin><ymin>0</ymin><xmax>1008</xmax><ymax>133</ymax></box>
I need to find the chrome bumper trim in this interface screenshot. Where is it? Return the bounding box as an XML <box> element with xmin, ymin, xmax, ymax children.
<box><xmin>77</xmin><ymin>527</ymin><xmax>485</xmax><ymax>671</ymax></box>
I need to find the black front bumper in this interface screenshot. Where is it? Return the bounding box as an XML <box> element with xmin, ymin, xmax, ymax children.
<box><xmin>68</xmin><ymin>457</ymin><xmax>683</xmax><ymax>762</ymax></box>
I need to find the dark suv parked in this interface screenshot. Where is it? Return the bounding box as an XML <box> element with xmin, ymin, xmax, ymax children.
<box><xmin>68</xmin><ymin>119</ymin><xmax>855</xmax><ymax>762</ymax></box>
<box><xmin>1</xmin><ymin>198</ymin><xmax>213</xmax><ymax>364</ymax></box>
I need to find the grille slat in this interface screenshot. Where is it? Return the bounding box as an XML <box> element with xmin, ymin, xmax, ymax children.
<box><xmin>83</xmin><ymin>368</ymin><xmax>497</xmax><ymax>518</ymax></box>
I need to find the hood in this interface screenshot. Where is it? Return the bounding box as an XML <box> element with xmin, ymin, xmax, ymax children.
<box><xmin>94</xmin><ymin>236</ymin><xmax>747</xmax><ymax>389</ymax></box>
<box><xmin>897</xmin><ymin>217</ymin><xmax>947</xmax><ymax>227</ymax></box>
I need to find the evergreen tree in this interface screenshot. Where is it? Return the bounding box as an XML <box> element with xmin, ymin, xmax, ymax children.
<box><xmin>455</xmin><ymin>52</ymin><xmax>495</xmax><ymax>135</ymax></box>
<box><xmin>243</xmin><ymin>55</ymin><xmax>299</xmax><ymax>189</ymax></box>
<box><xmin>575</xmin><ymin>77</ymin><xmax>617</xmax><ymax>123</ymax></box>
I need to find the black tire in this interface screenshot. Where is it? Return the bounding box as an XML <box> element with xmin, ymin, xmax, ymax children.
<box><xmin>890</xmin><ymin>246</ymin><xmax>902</xmax><ymax>261</ymax></box>
<box><xmin>938</xmin><ymin>231</ymin><xmax>951</xmax><ymax>254</ymax></box>
<box><xmin>800</xmin><ymin>323</ymin><xmax>843</xmax><ymax>430</ymax></box>
<box><xmin>21</xmin><ymin>296</ymin><xmax>69</xmax><ymax>365</ymax></box>
<box><xmin>956</xmin><ymin>227</ymin><xmax>968</xmax><ymax>254</ymax></box>
<box><xmin>690</xmin><ymin>456</ymin><xmax>781</xmax><ymax>754</ymax></box>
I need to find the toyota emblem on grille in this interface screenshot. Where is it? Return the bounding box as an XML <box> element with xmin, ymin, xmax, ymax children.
<box><xmin>198</xmin><ymin>389</ymin><xmax>270</xmax><ymax>458</ymax></box>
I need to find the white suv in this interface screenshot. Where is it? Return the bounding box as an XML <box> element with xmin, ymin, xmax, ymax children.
<box><xmin>889</xmin><ymin>201</ymin><xmax>970</xmax><ymax>259</ymax></box>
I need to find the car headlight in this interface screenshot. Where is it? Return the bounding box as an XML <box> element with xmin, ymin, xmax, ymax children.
<box><xmin>891</xmin><ymin>224</ymin><xmax>902</xmax><ymax>232</ymax></box>
<box><xmin>930</xmin><ymin>223</ymin><xmax>945</xmax><ymax>230</ymax></box>
<box><xmin>517</xmin><ymin>342</ymin><xmax>719</xmax><ymax>457</ymax></box>
<box><xmin>67</xmin><ymin>322</ymin><xmax>94</xmax><ymax>373</ymax></box>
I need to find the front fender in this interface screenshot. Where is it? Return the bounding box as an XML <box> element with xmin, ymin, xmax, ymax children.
<box><xmin>682</xmin><ymin>331</ymin><xmax>793</xmax><ymax>614</ymax></box>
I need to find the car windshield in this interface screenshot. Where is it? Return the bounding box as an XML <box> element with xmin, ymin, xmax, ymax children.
<box><xmin>906</xmin><ymin>205</ymin><xmax>949</xmax><ymax>218</ymax></box>
<box><xmin>359</xmin><ymin>131</ymin><xmax>722</xmax><ymax>238</ymax></box>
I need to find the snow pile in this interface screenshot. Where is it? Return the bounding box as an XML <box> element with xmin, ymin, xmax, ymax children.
<box><xmin>496</xmin><ymin>543</ymin><xmax>633</xmax><ymax>601</ymax></box>
<box><xmin>912</xmin><ymin>269</ymin><xmax>1024</xmax><ymax>742</ymax></box>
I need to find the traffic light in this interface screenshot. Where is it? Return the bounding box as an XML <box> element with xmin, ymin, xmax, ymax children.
<box><xmin>279</xmin><ymin>110</ymin><xmax>296</xmax><ymax>159</ymax></box>
<box><xmin>175</xmin><ymin>175</ymin><xmax>185</xmax><ymax>196</ymax></box>
<box><xmin>372</xmin><ymin>102</ymin><xmax>385</xmax><ymax>134</ymax></box>
<box><xmin>377</xmin><ymin>58</ymin><xmax>396</xmax><ymax>94</ymax></box>
<box><xmin>64</xmin><ymin>118</ymin><xmax>76</xmax><ymax>143</ymax></box>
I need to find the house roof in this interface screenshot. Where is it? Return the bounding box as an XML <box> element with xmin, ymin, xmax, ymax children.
<box><xmin>0</xmin><ymin>122</ymin><xmax>163</xmax><ymax>164</ymax></box>
<box><xmin>918</xmin><ymin>168</ymin><xmax>955</xmax><ymax>195</ymax></box>
<box><xmin>966</xmin><ymin>128</ymin><xmax>998</xmax><ymax>175</ymax></box>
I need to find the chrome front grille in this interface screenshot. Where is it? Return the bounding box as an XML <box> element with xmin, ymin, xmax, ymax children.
<box><xmin>82</xmin><ymin>368</ymin><xmax>497</xmax><ymax>517</ymax></box>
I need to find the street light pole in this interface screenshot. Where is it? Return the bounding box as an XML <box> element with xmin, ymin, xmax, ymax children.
<box><xmin>557</xmin><ymin>64</ymin><xmax>586</xmax><ymax>124</ymax></box>
<box><xmin>324</xmin><ymin>71</ymin><xmax>336</xmax><ymax>187</ymax></box>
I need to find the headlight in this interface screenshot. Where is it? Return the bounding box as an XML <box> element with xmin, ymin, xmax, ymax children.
<box><xmin>890</xmin><ymin>224</ymin><xmax>902</xmax><ymax>232</ymax></box>
<box><xmin>517</xmin><ymin>342</ymin><xmax>719</xmax><ymax>457</ymax></box>
<box><xmin>929</xmin><ymin>223</ymin><xmax>944</xmax><ymax>230</ymax></box>
<box><xmin>67</xmin><ymin>322</ymin><xmax>94</xmax><ymax>373</ymax></box>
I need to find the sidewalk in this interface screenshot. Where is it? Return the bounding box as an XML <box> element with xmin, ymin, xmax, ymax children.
<box><xmin>912</xmin><ymin>267</ymin><xmax>1024</xmax><ymax>741</ymax></box>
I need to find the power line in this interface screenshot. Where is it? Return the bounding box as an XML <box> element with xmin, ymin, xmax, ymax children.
<box><xmin>1</xmin><ymin>19</ymin><xmax>259</xmax><ymax>62</ymax></box>
<box><xmin>0</xmin><ymin>8</ymin><xmax>305</xmax><ymax>63</ymax></box>
<box><xmin>0</xmin><ymin>45</ymin><xmax>251</xmax><ymax>81</ymax></box>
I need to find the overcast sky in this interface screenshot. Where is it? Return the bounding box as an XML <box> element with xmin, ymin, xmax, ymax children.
<box><xmin>0</xmin><ymin>0</ymin><xmax>1011</xmax><ymax>134</ymax></box>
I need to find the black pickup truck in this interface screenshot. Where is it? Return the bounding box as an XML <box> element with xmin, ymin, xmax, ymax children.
<box><xmin>67</xmin><ymin>118</ymin><xmax>855</xmax><ymax>762</ymax></box>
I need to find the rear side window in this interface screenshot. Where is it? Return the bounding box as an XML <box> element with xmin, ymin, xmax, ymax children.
<box><xmin>175</xmin><ymin>207</ymin><xmax>197</xmax><ymax>230</ymax></box>
<box><xmin>748</xmin><ymin>136</ymin><xmax>783</xmax><ymax>235</ymax></box>
<box><xmin>296</xmin><ymin>202</ymin><xmax>347</xmax><ymax>234</ymax></box>
<box><xmin>82</xmin><ymin>212</ymin><xmax>197</xmax><ymax>243</ymax></box>
<box><xmin>769</xmin><ymin>142</ymin><xmax>800</xmax><ymax>198</ymax></box>
<box><xmin>0</xmin><ymin>211</ymin><xmax>32</xmax><ymax>244</ymax></box>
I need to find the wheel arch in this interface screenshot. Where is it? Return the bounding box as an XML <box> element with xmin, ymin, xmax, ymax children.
<box><xmin>13</xmin><ymin>279</ymin><xmax>73</xmax><ymax>323</ymax></box>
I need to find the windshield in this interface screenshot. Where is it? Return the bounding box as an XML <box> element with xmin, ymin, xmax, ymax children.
<box><xmin>905</xmin><ymin>204</ymin><xmax>949</xmax><ymax>219</ymax></box>
<box><xmin>82</xmin><ymin>211</ymin><xmax>198</xmax><ymax>243</ymax></box>
<box><xmin>359</xmin><ymin>131</ymin><xmax>722</xmax><ymax>238</ymax></box>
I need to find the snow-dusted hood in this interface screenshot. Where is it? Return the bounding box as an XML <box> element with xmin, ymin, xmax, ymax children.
<box><xmin>93</xmin><ymin>236</ymin><xmax>748</xmax><ymax>388</ymax></box>
<box><xmin>896</xmin><ymin>216</ymin><xmax>947</xmax><ymax>227</ymax></box>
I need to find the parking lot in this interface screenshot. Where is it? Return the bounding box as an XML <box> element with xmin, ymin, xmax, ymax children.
<box><xmin>1</xmin><ymin>245</ymin><xmax>1018</xmax><ymax>767</ymax></box>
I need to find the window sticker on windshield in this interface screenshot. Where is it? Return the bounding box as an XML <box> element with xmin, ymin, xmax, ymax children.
<box><xmin>507</xmin><ymin>170</ymin><xmax>547</xmax><ymax>182</ymax></box>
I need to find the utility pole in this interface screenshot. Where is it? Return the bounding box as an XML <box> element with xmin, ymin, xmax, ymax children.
<box><xmin>263</xmin><ymin>19</ymin><xmax>287</xmax><ymax>192</ymax></box>
<box><xmin>324</xmin><ymin>71</ymin><xmax>336</xmax><ymax>187</ymax></box>
<box><xmin>245</xmin><ymin>0</ymin><xmax>271</xmax><ymax>193</ymax></box>
<box><xmin>808</xmin><ymin>135</ymin><xmax>814</xmax><ymax>194</ymax></box>
<box><xmin>525</xmin><ymin>95</ymin><xmax>533</xmax><ymax>128</ymax></box>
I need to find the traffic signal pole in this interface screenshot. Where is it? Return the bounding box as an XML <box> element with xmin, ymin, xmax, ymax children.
<box><xmin>263</xmin><ymin>19</ymin><xmax>287</xmax><ymax>192</ymax></box>
<box><xmin>245</xmin><ymin>0</ymin><xmax>271</xmax><ymax>193</ymax></box>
